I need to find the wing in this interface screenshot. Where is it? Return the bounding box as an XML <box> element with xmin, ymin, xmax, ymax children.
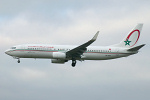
<box><xmin>66</xmin><ymin>31</ymin><xmax>99</xmax><ymax>59</ymax></box>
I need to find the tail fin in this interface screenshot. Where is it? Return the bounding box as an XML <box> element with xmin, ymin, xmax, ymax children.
<box><xmin>114</xmin><ymin>23</ymin><xmax>143</xmax><ymax>48</ymax></box>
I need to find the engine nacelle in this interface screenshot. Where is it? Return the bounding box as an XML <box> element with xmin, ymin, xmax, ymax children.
<box><xmin>51</xmin><ymin>59</ymin><xmax>66</xmax><ymax>64</ymax></box>
<box><xmin>52</xmin><ymin>52</ymin><xmax>66</xmax><ymax>59</ymax></box>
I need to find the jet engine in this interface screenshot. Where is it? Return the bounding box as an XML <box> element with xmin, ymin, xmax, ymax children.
<box><xmin>52</xmin><ymin>52</ymin><xmax>66</xmax><ymax>59</ymax></box>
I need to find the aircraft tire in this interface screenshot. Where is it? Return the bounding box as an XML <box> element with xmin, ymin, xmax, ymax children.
<box><xmin>18</xmin><ymin>59</ymin><xmax>20</xmax><ymax>63</ymax></box>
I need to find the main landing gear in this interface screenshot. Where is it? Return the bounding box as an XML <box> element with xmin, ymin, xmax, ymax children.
<box><xmin>72</xmin><ymin>59</ymin><xmax>76</xmax><ymax>67</ymax></box>
<box><xmin>17</xmin><ymin>59</ymin><xmax>20</xmax><ymax>63</ymax></box>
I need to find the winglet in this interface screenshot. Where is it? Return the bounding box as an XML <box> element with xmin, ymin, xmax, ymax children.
<box><xmin>91</xmin><ymin>31</ymin><xmax>99</xmax><ymax>41</ymax></box>
<box><xmin>66</xmin><ymin>31</ymin><xmax>100</xmax><ymax>58</ymax></box>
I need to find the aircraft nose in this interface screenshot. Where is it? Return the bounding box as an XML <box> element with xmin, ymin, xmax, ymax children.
<box><xmin>5</xmin><ymin>49</ymin><xmax>11</xmax><ymax>55</ymax></box>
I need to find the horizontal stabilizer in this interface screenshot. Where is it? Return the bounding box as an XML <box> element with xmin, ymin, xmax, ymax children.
<box><xmin>127</xmin><ymin>44</ymin><xmax>145</xmax><ymax>51</ymax></box>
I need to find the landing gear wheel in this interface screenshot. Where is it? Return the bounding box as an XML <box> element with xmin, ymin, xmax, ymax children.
<box><xmin>72</xmin><ymin>63</ymin><xmax>75</xmax><ymax>67</ymax></box>
<box><xmin>72</xmin><ymin>60</ymin><xmax>76</xmax><ymax>67</ymax></box>
<box><xmin>17</xmin><ymin>59</ymin><xmax>20</xmax><ymax>63</ymax></box>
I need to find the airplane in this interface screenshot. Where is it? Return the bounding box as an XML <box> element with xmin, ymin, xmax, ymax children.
<box><xmin>5</xmin><ymin>24</ymin><xmax>145</xmax><ymax>67</ymax></box>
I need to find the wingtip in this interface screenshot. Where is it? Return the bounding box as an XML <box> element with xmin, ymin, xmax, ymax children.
<box><xmin>92</xmin><ymin>31</ymin><xmax>99</xmax><ymax>41</ymax></box>
<box><xmin>96</xmin><ymin>31</ymin><xmax>100</xmax><ymax>34</ymax></box>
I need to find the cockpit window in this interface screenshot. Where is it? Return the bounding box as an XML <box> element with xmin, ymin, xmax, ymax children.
<box><xmin>11</xmin><ymin>47</ymin><xmax>16</xmax><ymax>49</ymax></box>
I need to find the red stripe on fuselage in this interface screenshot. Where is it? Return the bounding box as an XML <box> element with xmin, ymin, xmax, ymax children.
<box><xmin>12</xmin><ymin>50</ymin><xmax>134</xmax><ymax>55</ymax></box>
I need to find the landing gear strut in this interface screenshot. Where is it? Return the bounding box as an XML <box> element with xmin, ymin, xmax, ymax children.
<box><xmin>72</xmin><ymin>59</ymin><xmax>76</xmax><ymax>67</ymax></box>
<box><xmin>17</xmin><ymin>59</ymin><xmax>20</xmax><ymax>63</ymax></box>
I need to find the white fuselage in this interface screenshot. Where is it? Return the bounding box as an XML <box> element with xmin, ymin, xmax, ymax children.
<box><xmin>4</xmin><ymin>24</ymin><xmax>144</xmax><ymax>67</ymax></box>
<box><xmin>5</xmin><ymin>44</ymin><xmax>137</xmax><ymax>60</ymax></box>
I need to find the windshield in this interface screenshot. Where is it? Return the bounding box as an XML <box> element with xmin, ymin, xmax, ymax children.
<box><xmin>11</xmin><ymin>47</ymin><xmax>16</xmax><ymax>49</ymax></box>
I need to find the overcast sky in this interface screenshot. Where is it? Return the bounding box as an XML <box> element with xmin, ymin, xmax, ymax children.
<box><xmin>0</xmin><ymin>0</ymin><xmax>150</xmax><ymax>100</ymax></box>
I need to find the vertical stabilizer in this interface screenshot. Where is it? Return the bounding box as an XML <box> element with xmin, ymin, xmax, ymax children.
<box><xmin>114</xmin><ymin>23</ymin><xmax>143</xmax><ymax>48</ymax></box>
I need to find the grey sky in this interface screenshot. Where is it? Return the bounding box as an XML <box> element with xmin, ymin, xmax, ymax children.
<box><xmin>0</xmin><ymin>0</ymin><xmax>150</xmax><ymax>100</ymax></box>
